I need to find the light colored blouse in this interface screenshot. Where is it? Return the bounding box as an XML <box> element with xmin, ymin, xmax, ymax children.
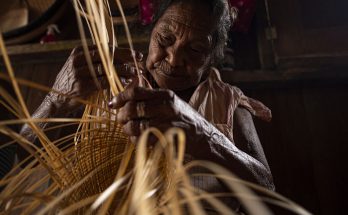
<box><xmin>189</xmin><ymin>67</ymin><xmax>271</xmax><ymax>142</ymax></box>
<box><xmin>186</xmin><ymin>68</ymin><xmax>272</xmax><ymax>212</ymax></box>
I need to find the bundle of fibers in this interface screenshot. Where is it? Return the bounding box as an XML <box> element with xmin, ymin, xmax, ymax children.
<box><xmin>0</xmin><ymin>0</ymin><xmax>312</xmax><ymax>214</ymax></box>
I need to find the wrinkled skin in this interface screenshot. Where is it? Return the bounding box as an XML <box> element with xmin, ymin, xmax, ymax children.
<box><xmin>20</xmin><ymin>0</ymin><xmax>275</xmax><ymax>192</ymax></box>
<box><xmin>109</xmin><ymin>1</ymin><xmax>273</xmax><ymax>190</ymax></box>
<box><xmin>110</xmin><ymin>1</ymin><xmax>216</xmax><ymax>143</ymax></box>
<box><xmin>145</xmin><ymin>1</ymin><xmax>214</xmax><ymax>92</ymax></box>
<box><xmin>18</xmin><ymin>46</ymin><xmax>144</xmax><ymax>160</ymax></box>
<box><xmin>48</xmin><ymin>46</ymin><xmax>144</xmax><ymax>113</ymax></box>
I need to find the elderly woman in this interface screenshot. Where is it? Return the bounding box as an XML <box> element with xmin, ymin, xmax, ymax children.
<box><xmin>20</xmin><ymin>0</ymin><xmax>274</xmax><ymax>210</ymax></box>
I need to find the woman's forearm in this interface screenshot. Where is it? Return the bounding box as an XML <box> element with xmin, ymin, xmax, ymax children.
<box><xmin>173</xmin><ymin>98</ymin><xmax>274</xmax><ymax>190</ymax></box>
<box><xmin>193</xmin><ymin>119</ymin><xmax>275</xmax><ymax>190</ymax></box>
<box><xmin>18</xmin><ymin>93</ymin><xmax>67</xmax><ymax>160</ymax></box>
<box><xmin>20</xmin><ymin>94</ymin><xmax>59</xmax><ymax>141</ymax></box>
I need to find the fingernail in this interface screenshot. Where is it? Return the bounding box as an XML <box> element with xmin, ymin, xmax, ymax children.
<box><xmin>136</xmin><ymin>52</ymin><xmax>143</xmax><ymax>61</ymax></box>
<box><xmin>126</xmin><ymin>78</ymin><xmax>133</xmax><ymax>84</ymax></box>
<box><xmin>123</xmin><ymin>63</ymin><xmax>129</xmax><ymax>70</ymax></box>
<box><xmin>130</xmin><ymin>67</ymin><xmax>135</xmax><ymax>74</ymax></box>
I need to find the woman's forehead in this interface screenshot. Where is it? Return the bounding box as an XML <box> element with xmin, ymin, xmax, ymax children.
<box><xmin>155</xmin><ymin>17</ymin><xmax>213</xmax><ymax>46</ymax></box>
<box><xmin>158</xmin><ymin>1</ymin><xmax>215</xmax><ymax>32</ymax></box>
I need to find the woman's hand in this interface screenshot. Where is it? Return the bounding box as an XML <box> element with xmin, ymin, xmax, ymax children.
<box><xmin>108</xmin><ymin>86</ymin><xmax>208</xmax><ymax>154</ymax></box>
<box><xmin>107</xmin><ymin>86</ymin><xmax>277</xmax><ymax>190</ymax></box>
<box><xmin>47</xmin><ymin>46</ymin><xmax>144</xmax><ymax>113</ymax></box>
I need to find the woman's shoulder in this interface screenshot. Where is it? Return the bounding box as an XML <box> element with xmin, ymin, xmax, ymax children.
<box><xmin>195</xmin><ymin>68</ymin><xmax>272</xmax><ymax>122</ymax></box>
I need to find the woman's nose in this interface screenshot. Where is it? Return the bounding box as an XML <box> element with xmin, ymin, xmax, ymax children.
<box><xmin>166</xmin><ymin>45</ymin><xmax>184</xmax><ymax>67</ymax></box>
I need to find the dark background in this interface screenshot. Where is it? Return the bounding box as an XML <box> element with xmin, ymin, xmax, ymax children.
<box><xmin>1</xmin><ymin>0</ymin><xmax>348</xmax><ymax>214</ymax></box>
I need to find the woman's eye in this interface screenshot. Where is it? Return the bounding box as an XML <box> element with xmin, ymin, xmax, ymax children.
<box><xmin>189</xmin><ymin>45</ymin><xmax>205</xmax><ymax>53</ymax></box>
<box><xmin>190</xmin><ymin>47</ymin><xmax>201</xmax><ymax>53</ymax></box>
<box><xmin>157</xmin><ymin>34</ymin><xmax>173</xmax><ymax>46</ymax></box>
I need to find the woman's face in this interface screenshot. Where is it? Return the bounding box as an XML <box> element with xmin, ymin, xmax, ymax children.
<box><xmin>146</xmin><ymin>1</ymin><xmax>215</xmax><ymax>91</ymax></box>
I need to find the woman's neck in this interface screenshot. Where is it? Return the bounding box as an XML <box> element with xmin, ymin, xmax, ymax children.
<box><xmin>145</xmin><ymin>71</ymin><xmax>206</xmax><ymax>103</ymax></box>
<box><xmin>174</xmin><ymin>87</ymin><xmax>196</xmax><ymax>102</ymax></box>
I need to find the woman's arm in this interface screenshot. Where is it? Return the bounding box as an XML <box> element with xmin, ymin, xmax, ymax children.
<box><xmin>18</xmin><ymin>93</ymin><xmax>67</xmax><ymax>161</ymax></box>
<box><xmin>109</xmin><ymin>87</ymin><xmax>275</xmax><ymax>190</ymax></box>
<box><xmin>184</xmin><ymin>106</ymin><xmax>275</xmax><ymax>190</ymax></box>
<box><xmin>233</xmin><ymin>107</ymin><xmax>271</xmax><ymax>172</ymax></box>
<box><xmin>18</xmin><ymin>47</ymin><xmax>143</xmax><ymax>161</ymax></box>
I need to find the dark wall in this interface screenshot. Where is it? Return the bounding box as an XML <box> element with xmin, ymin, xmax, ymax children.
<box><xmin>0</xmin><ymin>80</ymin><xmax>17</xmax><ymax>179</ymax></box>
<box><xmin>239</xmin><ymin>80</ymin><xmax>348</xmax><ymax>215</ymax></box>
<box><xmin>227</xmin><ymin>0</ymin><xmax>348</xmax><ymax>212</ymax></box>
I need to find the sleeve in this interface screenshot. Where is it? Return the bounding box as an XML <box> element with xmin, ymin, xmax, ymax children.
<box><xmin>233</xmin><ymin>87</ymin><xmax>272</xmax><ymax>122</ymax></box>
<box><xmin>189</xmin><ymin>68</ymin><xmax>272</xmax><ymax>142</ymax></box>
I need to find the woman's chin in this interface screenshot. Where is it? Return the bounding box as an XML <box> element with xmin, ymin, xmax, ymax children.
<box><xmin>151</xmin><ymin>73</ymin><xmax>193</xmax><ymax>91</ymax></box>
<box><xmin>157</xmin><ymin>81</ymin><xmax>189</xmax><ymax>91</ymax></box>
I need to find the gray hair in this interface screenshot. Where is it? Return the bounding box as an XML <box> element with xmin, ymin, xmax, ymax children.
<box><xmin>153</xmin><ymin>0</ymin><xmax>232</xmax><ymax>65</ymax></box>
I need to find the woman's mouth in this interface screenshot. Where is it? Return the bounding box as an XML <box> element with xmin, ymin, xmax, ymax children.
<box><xmin>154</xmin><ymin>61</ymin><xmax>187</xmax><ymax>78</ymax></box>
<box><xmin>157</xmin><ymin>69</ymin><xmax>186</xmax><ymax>78</ymax></box>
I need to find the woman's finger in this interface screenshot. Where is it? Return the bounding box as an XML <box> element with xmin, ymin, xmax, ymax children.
<box><xmin>123</xmin><ymin>119</ymin><xmax>170</xmax><ymax>136</ymax></box>
<box><xmin>72</xmin><ymin>47</ymin><xmax>101</xmax><ymax>67</ymax></box>
<box><xmin>115</xmin><ymin>63</ymin><xmax>137</xmax><ymax>77</ymax></box>
<box><xmin>108</xmin><ymin>87</ymin><xmax>174</xmax><ymax>109</ymax></box>
<box><xmin>112</xmin><ymin>48</ymin><xmax>144</xmax><ymax>63</ymax></box>
<box><xmin>78</xmin><ymin>76</ymin><xmax>109</xmax><ymax>96</ymax></box>
<box><xmin>116</xmin><ymin>100</ymin><xmax>174</xmax><ymax>124</ymax></box>
<box><xmin>76</xmin><ymin>64</ymin><xmax>106</xmax><ymax>78</ymax></box>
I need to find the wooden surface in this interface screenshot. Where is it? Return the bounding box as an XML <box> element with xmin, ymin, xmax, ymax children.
<box><xmin>241</xmin><ymin>81</ymin><xmax>348</xmax><ymax>215</ymax></box>
<box><xmin>265</xmin><ymin>0</ymin><xmax>348</xmax><ymax>63</ymax></box>
<box><xmin>220</xmin><ymin>67</ymin><xmax>348</xmax><ymax>84</ymax></box>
